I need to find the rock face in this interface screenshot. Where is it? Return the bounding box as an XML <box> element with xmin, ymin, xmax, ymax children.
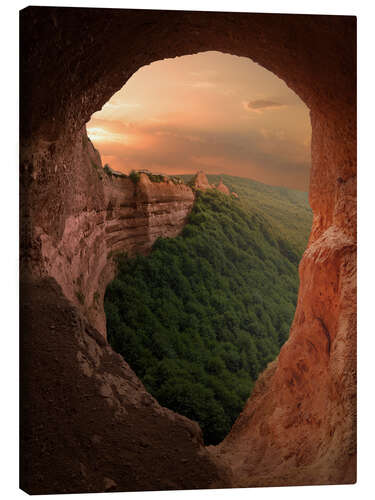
<box><xmin>20</xmin><ymin>7</ymin><xmax>356</xmax><ymax>494</ymax></box>
<box><xmin>193</xmin><ymin>171</ymin><xmax>231</xmax><ymax>195</ymax></box>
<box><xmin>193</xmin><ymin>170</ymin><xmax>214</xmax><ymax>191</ymax></box>
<box><xmin>216</xmin><ymin>179</ymin><xmax>231</xmax><ymax>195</ymax></box>
<box><xmin>216</xmin><ymin>215</ymin><xmax>357</xmax><ymax>486</ymax></box>
<box><xmin>25</xmin><ymin>132</ymin><xmax>194</xmax><ymax>335</ymax></box>
<box><xmin>20</xmin><ymin>277</ymin><xmax>232</xmax><ymax>494</ymax></box>
<box><xmin>105</xmin><ymin>171</ymin><xmax>194</xmax><ymax>257</ymax></box>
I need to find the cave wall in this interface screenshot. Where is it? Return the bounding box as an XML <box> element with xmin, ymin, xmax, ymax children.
<box><xmin>25</xmin><ymin>127</ymin><xmax>194</xmax><ymax>334</ymax></box>
<box><xmin>20</xmin><ymin>7</ymin><xmax>356</xmax><ymax>492</ymax></box>
<box><xmin>20</xmin><ymin>277</ymin><xmax>233</xmax><ymax>494</ymax></box>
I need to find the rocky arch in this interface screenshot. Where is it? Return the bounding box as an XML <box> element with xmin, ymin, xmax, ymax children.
<box><xmin>20</xmin><ymin>7</ymin><xmax>356</xmax><ymax>494</ymax></box>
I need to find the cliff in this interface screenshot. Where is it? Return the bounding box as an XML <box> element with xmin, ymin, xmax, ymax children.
<box><xmin>214</xmin><ymin>223</ymin><xmax>356</xmax><ymax>485</ymax></box>
<box><xmin>30</xmin><ymin>133</ymin><xmax>194</xmax><ymax>335</ymax></box>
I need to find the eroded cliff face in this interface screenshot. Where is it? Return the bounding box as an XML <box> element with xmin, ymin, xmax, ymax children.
<box><xmin>192</xmin><ymin>170</ymin><xmax>231</xmax><ymax>195</ymax></box>
<box><xmin>20</xmin><ymin>7</ymin><xmax>356</xmax><ymax>494</ymax></box>
<box><xmin>215</xmin><ymin>226</ymin><xmax>356</xmax><ymax>486</ymax></box>
<box><xmin>216</xmin><ymin>180</ymin><xmax>231</xmax><ymax>196</ymax></box>
<box><xmin>193</xmin><ymin>170</ymin><xmax>214</xmax><ymax>191</ymax></box>
<box><xmin>214</xmin><ymin>97</ymin><xmax>356</xmax><ymax>488</ymax></box>
<box><xmin>24</xmin><ymin>130</ymin><xmax>194</xmax><ymax>334</ymax></box>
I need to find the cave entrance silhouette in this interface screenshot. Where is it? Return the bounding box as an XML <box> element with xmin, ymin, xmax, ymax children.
<box><xmin>20</xmin><ymin>8</ymin><xmax>356</xmax><ymax>492</ymax></box>
<box><xmin>87</xmin><ymin>50</ymin><xmax>313</xmax><ymax>446</ymax></box>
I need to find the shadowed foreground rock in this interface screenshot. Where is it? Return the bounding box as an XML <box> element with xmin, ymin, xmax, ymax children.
<box><xmin>20</xmin><ymin>7</ymin><xmax>356</xmax><ymax>493</ymax></box>
<box><xmin>20</xmin><ymin>278</ymin><xmax>232</xmax><ymax>494</ymax></box>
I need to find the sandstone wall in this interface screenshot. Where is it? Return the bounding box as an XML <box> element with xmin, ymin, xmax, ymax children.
<box><xmin>215</xmin><ymin>97</ymin><xmax>357</xmax><ymax>488</ymax></box>
<box><xmin>20</xmin><ymin>277</ymin><xmax>232</xmax><ymax>494</ymax></box>
<box><xmin>22</xmin><ymin>129</ymin><xmax>194</xmax><ymax>334</ymax></box>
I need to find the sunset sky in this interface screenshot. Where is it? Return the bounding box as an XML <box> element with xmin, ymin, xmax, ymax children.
<box><xmin>87</xmin><ymin>51</ymin><xmax>311</xmax><ymax>191</ymax></box>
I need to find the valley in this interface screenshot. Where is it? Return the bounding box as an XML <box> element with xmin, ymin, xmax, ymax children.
<box><xmin>105</xmin><ymin>173</ymin><xmax>312</xmax><ymax>444</ymax></box>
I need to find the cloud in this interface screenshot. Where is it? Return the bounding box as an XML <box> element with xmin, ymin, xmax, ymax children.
<box><xmin>191</xmin><ymin>81</ymin><xmax>216</xmax><ymax>89</ymax></box>
<box><xmin>88</xmin><ymin>118</ymin><xmax>132</xmax><ymax>135</ymax></box>
<box><xmin>189</xmin><ymin>70</ymin><xmax>218</xmax><ymax>78</ymax></box>
<box><xmin>242</xmin><ymin>99</ymin><xmax>286</xmax><ymax>113</ymax></box>
<box><xmin>103</xmin><ymin>102</ymin><xmax>140</xmax><ymax>110</ymax></box>
<box><xmin>88</xmin><ymin>116</ymin><xmax>310</xmax><ymax>190</ymax></box>
<box><xmin>182</xmin><ymin>80</ymin><xmax>217</xmax><ymax>90</ymax></box>
<box><xmin>86</xmin><ymin>126</ymin><xmax>130</xmax><ymax>144</ymax></box>
<box><xmin>85</xmin><ymin>48</ymin><xmax>312</xmax><ymax>190</ymax></box>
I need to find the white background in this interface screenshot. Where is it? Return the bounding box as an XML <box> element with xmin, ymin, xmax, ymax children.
<box><xmin>1</xmin><ymin>1</ymin><xmax>373</xmax><ymax>499</ymax></box>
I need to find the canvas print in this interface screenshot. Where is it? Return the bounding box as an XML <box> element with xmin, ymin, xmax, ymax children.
<box><xmin>19</xmin><ymin>7</ymin><xmax>356</xmax><ymax>494</ymax></box>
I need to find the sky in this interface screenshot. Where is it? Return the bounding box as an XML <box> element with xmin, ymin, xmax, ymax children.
<box><xmin>87</xmin><ymin>51</ymin><xmax>311</xmax><ymax>191</ymax></box>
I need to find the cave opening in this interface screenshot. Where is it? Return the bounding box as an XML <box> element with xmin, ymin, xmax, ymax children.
<box><xmin>87</xmin><ymin>51</ymin><xmax>312</xmax><ymax>445</ymax></box>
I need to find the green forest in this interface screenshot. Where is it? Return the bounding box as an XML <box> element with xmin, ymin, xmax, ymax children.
<box><xmin>105</xmin><ymin>176</ymin><xmax>312</xmax><ymax>445</ymax></box>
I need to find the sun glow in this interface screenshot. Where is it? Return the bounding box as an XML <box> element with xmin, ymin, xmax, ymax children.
<box><xmin>86</xmin><ymin>126</ymin><xmax>131</xmax><ymax>144</ymax></box>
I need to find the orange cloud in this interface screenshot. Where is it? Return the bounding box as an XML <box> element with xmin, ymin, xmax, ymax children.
<box><xmin>242</xmin><ymin>99</ymin><xmax>286</xmax><ymax>113</ymax></box>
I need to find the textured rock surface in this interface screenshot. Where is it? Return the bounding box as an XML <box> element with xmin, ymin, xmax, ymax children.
<box><xmin>216</xmin><ymin>179</ymin><xmax>231</xmax><ymax>196</ymax></box>
<box><xmin>193</xmin><ymin>171</ymin><xmax>230</xmax><ymax>195</ymax></box>
<box><xmin>20</xmin><ymin>7</ymin><xmax>356</xmax><ymax>493</ymax></box>
<box><xmin>193</xmin><ymin>170</ymin><xmax>215</xmax><ymax>191</ymax></box>
<box><xmin>20</xmin><ymin>278</ymin><xmax>232</xmax><ymax>494</ymax></box>
<box><xmin>215</xmin><ymin>221</ymin><xmax>356</xmax><ymax>486</ymax></box>
<box><xmin>23</xmin><ymin>131</ymin><xmax>194</xmax><ymax>335</ymax></box>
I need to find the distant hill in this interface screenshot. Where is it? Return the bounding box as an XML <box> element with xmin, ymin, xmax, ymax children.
<box><xmin>181</xmin><ymin>173</ymin><xmax>312</xmax><ymax>257</ymax></box>
<box><xmin>105</xmin><ymin>175</ymin><xmax>313</xmax><ymax>445</ymax></box>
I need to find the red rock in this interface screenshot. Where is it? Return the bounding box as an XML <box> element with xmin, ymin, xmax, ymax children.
<box><xmin>215</xmin><ymin>180</ymin><xmax>230</xmax><ymax>195</ymax></box>
<box><xmin>37</xmin><ymin>135</ymin><xmax>195</xmax><ymax>335</ymax></box>
<box><xmin>192</xmin><ymin>170</ymin><xmax>214</xmax><ymax>191</ymax></box>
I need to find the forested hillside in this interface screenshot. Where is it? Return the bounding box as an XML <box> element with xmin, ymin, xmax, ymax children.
<box><xmin>184</xmin><ymin>173</ymin><xmax>312</xmax><ymax>257</ymax></box>
<box><xmin>105</xmin><ymin>178</ymin><xmax>312</xmax><ymax>445</ymax></box>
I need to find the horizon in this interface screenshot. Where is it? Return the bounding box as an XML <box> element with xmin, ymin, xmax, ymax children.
<box><xmin>177</xmin><ymin>171</ymin><xmax>309</xmax><ymax>193</ymax></box>
<box><xmin>101</xmin><ymin>162</ymin><xmax>310</xmax><ymax>194</ymax></box>
<box><xmin>88</xmin><ymin>51</ymin><xmax>311</xmax><ymax>191</ymax></box>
